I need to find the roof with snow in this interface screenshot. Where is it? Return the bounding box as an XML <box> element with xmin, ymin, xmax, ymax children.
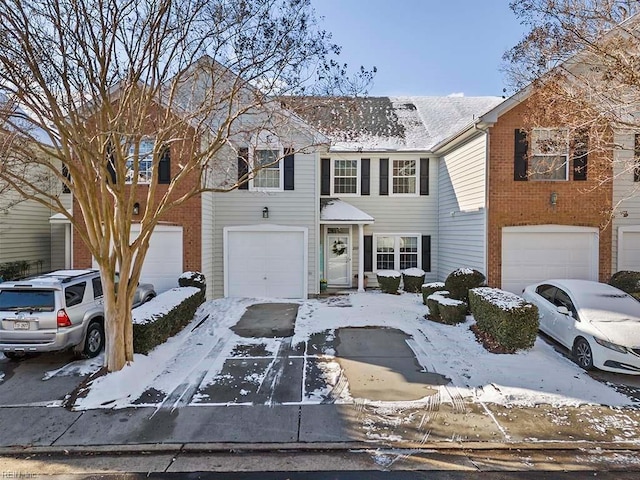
<box><xmin>320</xmin><ymin>198</ymin><xmax>374</xmax><ymax>223</ymax></box>
<box><xmin>282</xmin><ymin>96</ymin><xmax>504</xmax><ymax>152</ymax></box>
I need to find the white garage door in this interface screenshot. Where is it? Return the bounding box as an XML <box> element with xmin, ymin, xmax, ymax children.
<box><xmin>225</xmin><ymin>225</ymin><xmax>307</xmax><ymax>299</ymax></box>
<box><xmin>618</xmin><ymin>226</ymin><xmax>640</xmax><ymax>271</ymax></box>
<box><xmin>502</xmin><ymin>225</ymin><xmax>599</xmax><ymax>294</ymax></box>
<box><xmin>93</xmin><ymin>224</ymin><xmax>183</xmax><ymax>294</ymax></box>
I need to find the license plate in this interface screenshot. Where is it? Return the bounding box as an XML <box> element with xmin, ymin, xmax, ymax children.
<box><xmin>14</xmin><ymin>321</ymin><xmax>30</xmax><ymax>330</ymax></box>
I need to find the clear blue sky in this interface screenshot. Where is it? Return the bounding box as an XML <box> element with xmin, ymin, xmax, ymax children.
<box><xmin>312</xmin><ymin>0</ymin><xmax>527</xmax><ymax>97</ymax></box>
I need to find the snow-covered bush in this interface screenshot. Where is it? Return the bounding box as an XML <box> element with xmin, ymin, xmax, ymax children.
<box><xmin>469</xmin><ymin>287</ymin><xmax>539</xmax><ymax>352</ymax></box>
<box><xmin>132</xmin><ymin>286</ymin><xmax>205</xmax><ymax>354</ymax></box>
<box><xmin>609</xmin><ymin>270</ymin><xmax>640</xmax><ymax>299</ymax></box>
<box><xmin>179</xmin><ymin>271</ymin><xmax>206</xmax><ymax>290</ymax></box>
<box><xmin>427</xmin><ymin>291</ymin><xmax>466</xmax><ymax>325</ymax></box>
<box><xmin>444</xmin><ymin>268</ymin><xmax>485</xmax><ymax>305</ymax></box>
<box><xmin>421</xmin><ymin>282</ymin><xmax>445</xmax><ymax>305</ymax></box>
<box><xmin>402</xmin><ymin>267</ymin><xmax>425</xmax><ymax>293</ymax></box>
<box><xmin>376</xmin><ymin>270</ymin><xmax>401</xmax><ymax>294</ymax></box>
<box><xmin>426</xmin><ymin>290</ymin><xmax>449</xmax><ymax>320</ymax></box>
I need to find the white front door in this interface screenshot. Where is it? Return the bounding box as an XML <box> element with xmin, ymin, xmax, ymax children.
<box><xmin>327</xmin><ymin>232</ymin><xmax>351</xmax><ymax>286</ymax></box>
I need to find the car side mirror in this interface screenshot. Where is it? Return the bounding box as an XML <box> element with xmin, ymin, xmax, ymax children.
<box><xmin>557</xmin><ymin>306</ymin><xmax>571</xmax><ymax>316</ymax></box>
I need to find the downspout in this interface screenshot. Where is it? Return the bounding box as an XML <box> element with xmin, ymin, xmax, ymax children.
<box><xmin>474</xmin><ymin>121</ymin><xmax>492</xmax><ymax>283</ymax></box>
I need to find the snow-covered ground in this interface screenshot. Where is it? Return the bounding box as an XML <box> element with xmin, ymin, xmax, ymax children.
<box><xmin>69</xmin><ymin>291</ymin><xmax>637</xmax><ymax>410</ymax></box>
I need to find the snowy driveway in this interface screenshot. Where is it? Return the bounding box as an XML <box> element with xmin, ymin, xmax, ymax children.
<box><xmin>70</xmin><ymin>291</ymin><xmax>639</xmax><ymax>410</ymax></box>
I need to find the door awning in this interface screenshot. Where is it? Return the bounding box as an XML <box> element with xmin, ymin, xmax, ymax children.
<box><xmin>320</xmin><ymin>198</ymin><xmax>374</xmax><ymax>224</ymax></box>
<box><xmin>49</xmin><ymin>209</ymin><xmax>72</xmax><ymax>224</ymax></box>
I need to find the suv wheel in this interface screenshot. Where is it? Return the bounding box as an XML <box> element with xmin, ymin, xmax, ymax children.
<box><xmin>83</xmin><ymin>322</ymin><xmax>105</xmax><ymax>358</ymax></box>
<box><xmin>3</xmin><ymin>352</ymin><xmax>26</xmax><ymax>361</ymax></box>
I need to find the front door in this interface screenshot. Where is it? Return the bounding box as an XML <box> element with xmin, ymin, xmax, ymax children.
<box><xmin>327</xmin><ymin>230</ymin><xmax>351</xmax><ymax>286</ymax></box>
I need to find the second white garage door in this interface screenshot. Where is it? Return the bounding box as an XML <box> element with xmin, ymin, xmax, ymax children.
<box><xmin>225</xmin><ymin>225</ymin><xmax>308</xmax><ymax>299</ymax></box>
<box><xmin>618</xmin><ymin>226</ymin><xmax>640</xmax><ymax>271</ymax></box>
<box><xmin>502</xmin><ymin>225</ymin><xmax>599</xmax><ymax>294</ymax></box>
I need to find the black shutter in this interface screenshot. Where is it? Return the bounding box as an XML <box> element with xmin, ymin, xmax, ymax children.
<box><xmin>237</xmin><ymin>148</ymin><xmax>249</xmax><ymax>190</ymax></box>
<box><xmin>284</xmin><ymin>148</ymin><xmax>295</xmax><ymax>190</ymax></box>
<box><xmin>158</xmin><ymin>146</ymin><xmax>171</xmax><ymax>184</ymax></box>
<box><xmin>61</xmin><ymin>164</ymin><xmax>71</xmax><ymax>193</ymax></box>
<box><xmin>635</xmin><ymin>134</ymin><xmax>640</xmax><ymax>183</ymax></box>
<box><xmin>106</xmin><ymin>151</ymin><xmax>117</xmax><ymax>184</ymax></box>
<box><xmin>361</xmin><ymin>158</ymin><xmax>370</xmax><ymax>195</ymax></box>
<box><xmin>421</xmin><ymin>235</ymin><xmax>431</xmax><ymax>272</ymax></box>
<box><xmin>514</xmin><ymin>129</ymin><xmax>528</xmax><ymax>181</ymax></box>
<box><xmin>321</xmin><ymin>158</ymin><xmax>330</xmax><ymax>195</ymax></box>
<box><xmin>420</xmin><ymin>158</ymin><xmax>429</xmax><ymax>195</ymax></box>
<box><xmin>379</xmin><ymin>158</ymin><xmax>389</xmax><ymax>195</ymax></box>
<box><xmin>364</xmin><ymin>235</ymin><xmax>373</xmax><ymax>272</ymax></box>
<box><xmin>572</xmin><ymin>132</ymin><xmax>588</xmax><ymax>181</ymax></box>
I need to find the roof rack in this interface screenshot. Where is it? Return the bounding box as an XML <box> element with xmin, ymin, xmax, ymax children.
<box><xmin>40</xmin><ymin>270</ymin><xmax>99</xmax><ymax>283</ymax></box>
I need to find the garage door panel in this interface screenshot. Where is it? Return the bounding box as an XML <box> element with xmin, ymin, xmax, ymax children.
<box><xmin>620</xmin><ymin>230</ymin><xmax>640</xmax><ymax>271</ymax></box>
<box><xmin>226</xmin><ymin>228</ymin><xmax>306</xmax><ymax>299</ymax></box>
<box><xmin>502</xmin><ymin>227</ymin><xmax>598</xmax><ymax>294</ymax></box>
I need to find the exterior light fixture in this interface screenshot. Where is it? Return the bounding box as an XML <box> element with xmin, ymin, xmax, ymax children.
<box><xmin>550</xmin><ymin>192</ymin><xmax>558</xmax><ymax>206</ymax></box>
<box><xmin>262</xmin><ymin>206</ymin><xmax>269</xmax><ymax>218</ymax></box>
<box><xmin>133</xmin><ymin>202</ymin><xmax>140</xmax><ymax>215</ymax></box>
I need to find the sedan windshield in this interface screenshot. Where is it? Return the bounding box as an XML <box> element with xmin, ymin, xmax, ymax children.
<box><xmin>0</xmin><ymin>290</ymin><xmax>55</xmax><ymax>312</ymax></box>
<box><xmin>580</xmin><ymin>293</ymin><xmax>640</xmax><ymax>322</ymax></box>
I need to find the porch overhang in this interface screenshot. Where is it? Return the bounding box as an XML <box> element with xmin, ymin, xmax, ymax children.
<box><xmin>320</xmin><ymin>198</ymin><xmax>374</xmax><ymax>225</ymax></box>
<box><xmin>49</xmin><ymin>210</ymin><xmax>72</xmax><ymax>224</ymax></box>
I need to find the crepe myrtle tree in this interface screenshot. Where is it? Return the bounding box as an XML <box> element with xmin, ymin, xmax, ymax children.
<box><xmin>0</xmin><ymin>0</ymin><xmax>374</xmax><ymax>372</ymax></box>
<box><xmin>503</xmin><ymin>0</ymin><xmax>640</xmax><ymax>201</ymax></box>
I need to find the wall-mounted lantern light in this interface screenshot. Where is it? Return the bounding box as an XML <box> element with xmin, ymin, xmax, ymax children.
<box><xmin>133</xmin><ymin>202</ymin><xmax>140</xmax><ymax>215</ymax></box>
<box><xmin>262</xmin><ymin>206</ymin><xmax>269</xmax><ymax>219</ymax></box>
<box><xmin>550</xmin><ymin>192</ymin><xmax>558</xmax><ymax>206</ymax></box>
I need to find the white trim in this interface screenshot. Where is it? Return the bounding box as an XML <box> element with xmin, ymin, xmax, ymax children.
<box><xmin>389</xmin><ymin>158</ymin><xmax>420</xmax><ymax>197</ymax></box>
<box><xmin>326</xmin><ymin>226</ymin><xmax>352</xmax><ymax>286</ymax></box>
<box><xmin>372</xmin><ymin>232</ymin><xmax>422</xmax><ymax>273</ymax></box>
<box><xmin>223</xmin><ymin>224</ymin><xmax>309</xmax><ymax>299</ymax></box>
<box><xmin>617</xmin><ymin>225</ymin><xmax>640</xmax><ymax>271</ymax></box>
<box><xmin>330</xmin><ymin>158</ymin><xmax>360</xmax><ymax>196</ymax></box>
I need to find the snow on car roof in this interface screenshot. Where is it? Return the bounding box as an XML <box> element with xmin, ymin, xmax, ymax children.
<box><xmin>545</xmin><ymin>279</ymin><xmax>640</xmax><ymax>315</ymax></box>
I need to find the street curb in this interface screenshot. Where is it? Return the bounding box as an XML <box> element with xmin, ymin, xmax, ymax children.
<box><xmin>2</xmin><ymin>440</ymin><xmax>640</xmax><ymax>456</ymax></box>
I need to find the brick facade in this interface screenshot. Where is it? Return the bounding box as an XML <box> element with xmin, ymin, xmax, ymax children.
<box><xmin>486</xmin><ymin>99</ymin><xmax>613</xmax><ymax>288</ymax></box>
<box><xmin>72</xmin><ymin>104</ymin><xmax>202</xmax><ymax>277</ymax></box>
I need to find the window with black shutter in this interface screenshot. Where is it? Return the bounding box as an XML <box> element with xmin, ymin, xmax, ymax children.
<box><xmin>361</xmin><ymin>159</ymin><xmax>370</xmax><ymax>195</ymax></box>
<box><xmin>61</xmin><ymin>164</ymin><xmax>71</xmax><ymax>193</ymax></box>
<box><xmin>635</xmin><ymin>134</ymin><xmax>640</xmax><ymax>183</ymax></box>
<box><xmin>379</xmin><ymin>158</ymin><xmax>389</xmax><ymax>195</ymax></box>
<box><xmin>284</xmin><ymin>148</ymin><xmax>295</xmax><ymax>190</ymax></box>
<box><xmin>420</xmin><ymin>158</ymin><xmax>429</xmax><ymax>195</ymax></box>
<box><xmin>572</xmin><ymin>132</ymin><xmax>588</xmax><ymax>181</ymax></box>
<box><xmin>321</xmin><ymin>158</ymin><xmax>330</xmax><ymax>195</ymax></box>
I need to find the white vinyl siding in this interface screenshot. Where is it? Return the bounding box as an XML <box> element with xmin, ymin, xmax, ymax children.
<box><xmin>0</xmin><ymin>192</ymin><xmax>54</xmax><ymax>275</ymax></box>
<box><xmin>612</xmin><ymin>131</ymin><xmax>640</xmax><ymax>273</ymax></box>
<box><xmin>330</xmin><ymin>153</ymin><xmax>437</xmax><ymax>285</ymax></box>
<box><xmin>201</xmin><ymin>190</ymin><xmax>215</xmax><ymax>299</ymax></box>
<box><xmin>437</xmin><ymin>134</ymin><xmax>487</xmax><ymax>280</ymax></box>
<box><xmin>211</xmin><ymin>144</ymin><xmax>317</xmax><ymax>298</ymax></box>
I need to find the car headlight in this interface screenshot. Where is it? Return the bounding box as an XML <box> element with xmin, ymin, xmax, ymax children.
<box><xmin>594</xmin><ymin>337</ymin><xmax>628</xmax><ymax>354</ymax></box>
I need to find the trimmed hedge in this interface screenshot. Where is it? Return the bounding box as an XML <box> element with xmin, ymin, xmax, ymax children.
<box><xmin>402</xmin><ymin>268</ymin><xmax>425</xmax><ymax>293</ymax></box>
<box><xmin>426</xmin><ymin>290</ymin><xmax>449</xmax><ymax>321</ymax></box>
<box><xmin>440</xmin><ymin>299</ymin><xmax>468</xmax><ymax>325</ymax></box>
<box><xmin>377</xmin><ymin>270</ymin><xmax>401</xmax><ymax>294</ymax></box>
<box><xmin>609</xmin><ymin>271</ymin><xmax>640</xmax><ymax>297</ymax></box>
<box><xmin>133</xmin><ymin>286</ymin><xmax>205</xmax><ymax>354</ymax></box>
<box><xmin>469</xmin><ymin>287</ymin><xmax>539</xmax><ymax>352</ymax></box>
<box><xmin>445</xmin><ymin>268</ymin><xmax>486</xmax><ymax>304</ymax></box>
<box><xmin>421</xmin><ymin>282</ymin><xmax>445</xmax><ymax>305</ymax></box>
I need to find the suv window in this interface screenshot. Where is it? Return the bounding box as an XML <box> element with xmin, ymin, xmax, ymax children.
<box><xmin>65</xmin><ymin>282</ymin><xmax>86</xmax><ymax>307</ymax></box>
<box><xmin>92</xmin><ymin>277</ymin><xmax>103</xmax><ymax>299</ymax></box>
<box><xmin>0</xmin><ymin>290</ymin><xmax>55</xmax><ymax>312</ymax></box>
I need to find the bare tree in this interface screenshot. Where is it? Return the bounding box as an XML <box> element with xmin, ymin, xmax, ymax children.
<box><xmin>0</xmin><ymin>0</ymin><xmax>373</xmax><ymax>372</ymax></box>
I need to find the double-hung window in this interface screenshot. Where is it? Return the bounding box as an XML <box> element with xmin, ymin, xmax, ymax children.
<box><xmin>333</xmin><ymin>159</ymin><xmax>358</xmax><ymax>194</ymax></box>
<box><xmin>252</xmin><ymin>149</ymin><xmax>282</xmax><ymax>190</ymax></box>
<box><xmin>125</xmin><ymin>138</ymin><xmax>155</xmax><ymax>184</ymax></box>
<box><xmin>529</xmin><ymin>128</ymin><xmax>569</xmax><ymax>181</ymax></box>
<box><xmin>392</xmin><ymin>159</ymin><xmax>417</xmax><ymax>194</ymax></box>
<box><xmin>375</xmin><ymin>235</ymin><xmax>419</xmax><ymax>271</ymax></box>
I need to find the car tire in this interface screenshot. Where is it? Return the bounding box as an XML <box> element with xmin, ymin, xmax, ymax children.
<box><xmin>3</xmin><ymin>352</ymin><xmax>25</xmax><ymax>361</ymax></box>
<box><xmin>83</xmin><ymin>321</ymin><xmax>105</xmax><ymax>358</ymax></box>
<box><xmin>573</xmin><ymin>337</ymin><xmax>594</xmax><ymax>371</ymax></box>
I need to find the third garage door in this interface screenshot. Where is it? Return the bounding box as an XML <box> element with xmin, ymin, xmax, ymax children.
<box><xmin>502</xmin><ymin>225</ymin><xmax>599</xmax><ymax>294</ymax></box>
<box><xmin>225</xmin><ymin>225</ymin><xmax>307</xmax><ymax>299</ymax></box>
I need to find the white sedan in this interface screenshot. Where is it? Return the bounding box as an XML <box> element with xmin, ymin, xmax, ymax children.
<box><xmin>522</xmin><ymin>279</ymin><xmax>640</xmax><ymax>375</ymax></box>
